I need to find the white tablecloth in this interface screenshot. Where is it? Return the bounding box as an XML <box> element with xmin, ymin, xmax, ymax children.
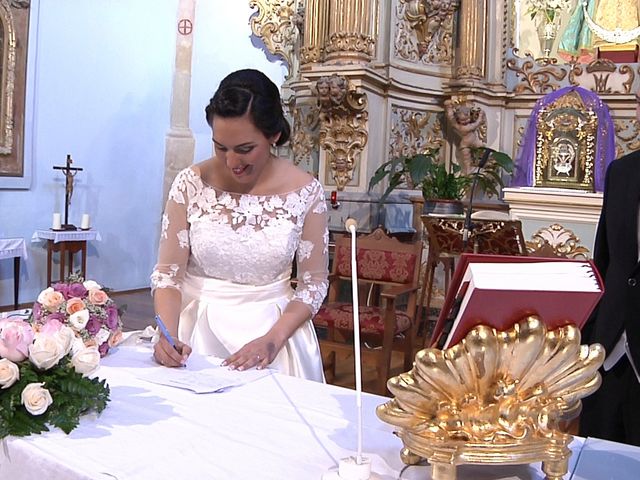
<box><xmin>0</xmin><ymin>344</ymin><xmax>633</xmax><ymax>480</ymax></box>
<box><xmin>0</xmin><ymin>237</ymin><xmax>27</xmax><ymax>260</ymax></box>
<box><xmin>32</xmin><ymin>229</ymin><xmax>102</xmax><ymax>243</ymax></box>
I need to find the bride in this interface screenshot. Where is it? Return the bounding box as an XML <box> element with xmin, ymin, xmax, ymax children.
<box><xmin>150</xmin><ymin>69</ymin><xmax>328</xmax><ymax>382</ymax></box>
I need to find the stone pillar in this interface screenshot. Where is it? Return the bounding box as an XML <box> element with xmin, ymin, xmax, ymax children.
<box><xmin>454</xmin><ymin>0</ymin><xmax>487</xmax><ymax>81</ymax></box>
<box><xmin>162</xmin><ymin>0</ymin><xmax>196</xmax><ymax>203</ymax></box>
<box><xmin>325</xmin><ymin>0</ymin><xmax>377</xmax><ymax>63</ymax></box>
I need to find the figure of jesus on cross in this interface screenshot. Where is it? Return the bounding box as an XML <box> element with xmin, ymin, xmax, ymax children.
<box><xmin>53</xmin><ymin>154</ymin><xmax>83</xmax><ymax>230</ymax></box>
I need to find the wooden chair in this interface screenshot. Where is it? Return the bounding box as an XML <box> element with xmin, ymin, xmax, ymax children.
<box><xmin>313</xmin><ymin>227</ymin><xmax>423</xmax><ymax>395</ymax></box>
<box><xmin>416</xmin><ymin>216</ymin><xmax>528</xmax><ymax>348</ymax></box>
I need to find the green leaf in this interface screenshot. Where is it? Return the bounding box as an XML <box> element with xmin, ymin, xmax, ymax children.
<box><xmin>489</xmin><ymin>151</ymin><xmax>514</xmax><ymax>172</ymax></box>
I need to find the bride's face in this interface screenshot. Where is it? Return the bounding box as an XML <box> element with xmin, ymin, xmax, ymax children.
<box><xmin>211</xmin><ymin>113</ymin><xmax>279</xmax><ymax>189</ymax></box>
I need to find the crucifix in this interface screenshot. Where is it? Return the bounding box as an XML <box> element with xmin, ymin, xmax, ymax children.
<box><xmin>53</xmin><ymin>154</ymin><xmax>83</xmax><ymax>230</ymax></box>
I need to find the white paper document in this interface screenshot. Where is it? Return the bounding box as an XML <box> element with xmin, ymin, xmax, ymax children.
<box><xmin>137</xmin><ymin>365</ymin><xmax>272</xmax><ymax>394</ymax></box>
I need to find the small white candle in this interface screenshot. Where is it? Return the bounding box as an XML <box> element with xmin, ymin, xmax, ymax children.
<box><xmin>80</xmin><ymin>214</ymin><xmax>90</xmax><ymax>229</ymax></box>
<box><xmin>52</xmin><ymin>213</ymin><xmax>61</xmax><ymax>230</ymax></box>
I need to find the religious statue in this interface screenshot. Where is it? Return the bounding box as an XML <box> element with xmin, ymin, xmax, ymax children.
<box><xmin>53</xmin><ymin>154</ymin><xmax>83</xmax><ymax>230</ymax></box>
<box><xmin>444</xmin><ymin>98</ymin><xmax>486</xmax><ymax>174</ymax></box>
<box><xmin>558</xmin><ymin>0</ymin><xmax>640</xmax><ymax>62</ymax></box>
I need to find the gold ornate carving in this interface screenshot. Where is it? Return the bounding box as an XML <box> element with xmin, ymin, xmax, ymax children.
<box><xmin>325</xmin><ymin>31</ymin><xmax>375</xmax><ymax>57</ymax></box>
<box><xmin>395</xmin><ymin>0</ymin><xmax>459</xmax><ymax>65</ymax></box>
<box><xmin>568</xmin><ymin>58</ymin><xmax>635</xmax><ymax>94</ymax></box>
<box><xmin>325</xmin><ymin>0</ymin><xmax>376</xmax><ymax>61</ymax></box>
<box><xmin>614</xmin><ymin>118</ymin><xmax>640</xmax><ymax>157</ymax></box>
<box><xmin>249</xmin><ymin>0</ymin><xmax>301</xmax><ymax>76</ymax></box>
<box><xmin>300</xmin><ymin>0</ymin><xmax>327</xmax><ymax>64</ymax></box>
<box><xmin>289</xmin><ymin>101</ymin><xmax>320</xmax><ymax>167</ymax></box>
<box><xmin>0</xmin><ymin>1</ymin><xmax>16</xmax><ymax>156</ymax></box>
<box><xmin>535</xmin><ymin>91</ymin><xmax>598</xmax><ymax>191</ymax></box>
<box><xmin>506</xmin><ymin>52</ymin><xmax>567</xmax><ymax>94</ymax></box>
<box><xmin>388</xmin><ymin>105</ymin><xmax>444</xmax><ymax>162</ymax></box>
<box><xmin>526</xmin><ymin>223</ymin><xmax>590</xmax><ymax>259</ymax></box>
<box><xmin>377</xmin><ymin>316</ymin><xmax>604</xmax><ymax>480</ymax></box>
<box><xmin>516</xmin><ymin>124</ymin><xmax>526</xmax><ymax>149</ymax></box>
<box><xmin>316</xmin><ymin>75</ymin><xmax>368</xmax><ymax>190</ymax></box>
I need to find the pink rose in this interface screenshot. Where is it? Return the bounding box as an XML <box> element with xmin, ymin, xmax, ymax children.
<box><xmin>87</xmin><ymin>289</ymin><xmax>109</xmax><ymax>305</ymax></box>
<box><xmin>41</xmin><ymin>318</ymin><xmax>63</xmax><ymax>334</ymax></box>
<box><xmin>66</xmin><ymin>298</ymin><xmax>86</xmax><ymax>315</ymax></box>
<box><xmin>37</xmin><ymin>287</ymin><xmax>65</xmax><ymax>310</ymax></box>
<box><xmin>107</xmin><ymin>329</ymin><xmax>123</xmax><ymax>348</ymax></box>
<box><xmin>0</xmin><ymin>319</ymin><xmax>35</xmax><ymax>362</ymax></box>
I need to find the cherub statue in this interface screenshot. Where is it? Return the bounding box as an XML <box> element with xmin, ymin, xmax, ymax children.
<box><xmin>316</xmin><ymin>75</ymin><xmax>348</xmax><ymax>111</ymax></box>
<box><xmin>444</xmin><ymin>98</ymin><xmax>486</xmax><ymax>174</ymax></box>
<box><xmin>316</xmin><ymin>76</ymin><xmax>331</xmax><ymax>109</ymax></box>
<box><xmin>328</xmin><ymin>75</ymin><xmax>348</xmax><ymax>105</ymax></box>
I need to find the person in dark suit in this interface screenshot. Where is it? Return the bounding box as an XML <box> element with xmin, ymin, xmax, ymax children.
<box><xmin>579</xmin><ymin>142</ymin><xmax>640</xmax><ymax>445</ymax></box>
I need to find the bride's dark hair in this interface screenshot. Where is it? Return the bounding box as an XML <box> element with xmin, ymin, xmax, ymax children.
<box><xmin>205</xmin><ymin>69</ymin><xmax>290</xmax><ymax>146</ymax></box>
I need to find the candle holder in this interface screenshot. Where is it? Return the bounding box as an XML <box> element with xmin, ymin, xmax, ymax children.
<box><xmin>376</xmin><ymin>316</ymin><xmax>605</xmax><ymax>480</ymax></box>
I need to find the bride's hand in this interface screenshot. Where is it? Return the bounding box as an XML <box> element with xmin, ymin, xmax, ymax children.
<box><xmin>222</xmin><ymin>333</ymin><xmax>284</xmax><ymax>371</ymax></box>
<box><xmin>153</xmin><ymin>336</ymin><xmax>192</xmax><ymax>367</ymax></box>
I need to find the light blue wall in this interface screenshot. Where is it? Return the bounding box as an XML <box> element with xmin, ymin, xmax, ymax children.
<box><xmin>0</xmin><ymin>0</ymin><xmax>287</xmax><ymax>307</ymax></box>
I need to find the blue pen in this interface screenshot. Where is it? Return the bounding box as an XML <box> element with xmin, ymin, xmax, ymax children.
<box><xmin>154</xmin><ymin>314</ymin><xmax>179</xmax><ymax>352</ymax></box>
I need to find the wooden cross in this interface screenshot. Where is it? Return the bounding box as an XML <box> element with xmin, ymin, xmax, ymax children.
<box><xmin>53</xmin><ymin>154</ymin><xmax>83</xmax><ymax>230</ymax></box>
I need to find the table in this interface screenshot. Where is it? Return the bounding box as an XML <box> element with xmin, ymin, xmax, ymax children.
<box><xmin>1</xmin><ymin>344</ymin><xmax>616</xmax><ymax>480</ymax></box>
<box><xmin>0</xmin><ymin>237</ymin><xmax>28</xmax><ymax>308</ymax></box>
<box><xmin>32</xmin><ymin>230</ymin><xmax>101</xmax><ymax>285</ymax></box>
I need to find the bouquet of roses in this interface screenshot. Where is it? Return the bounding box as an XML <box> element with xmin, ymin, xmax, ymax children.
<box><xmin>31</xmin><ymin>274</ymin><xmax>124</xmax><ymax>357</ymax></box>
<box><xmin>0</xmin><ymin>315</ymin><xmax>109</xmax><ymax>438</ymax></box>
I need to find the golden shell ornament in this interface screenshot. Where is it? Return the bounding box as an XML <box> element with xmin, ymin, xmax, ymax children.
<box><xmin>376</xmin><ymin>316</ymin><xmax>605</xmax><ymax>480</ymax></box>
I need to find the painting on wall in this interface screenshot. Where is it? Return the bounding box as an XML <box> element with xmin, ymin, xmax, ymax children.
<box><xmin>0</xmin><ymin>1</ymin><xmax>30</xmax><ymax>187</ymax></box>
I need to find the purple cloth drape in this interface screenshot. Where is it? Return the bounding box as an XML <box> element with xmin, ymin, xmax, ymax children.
<box><xmin>511</xmin><ymin>86</ymin><xmax>615</xmax><ymax>192</ymax></box>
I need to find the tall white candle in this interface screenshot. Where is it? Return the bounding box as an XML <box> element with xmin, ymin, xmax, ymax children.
<box><xmin>80</xmin><ymin>214</ymin><xmax>90</xmax><ymax>229</ymax></box>
<box><xmin>52</xmin><ymin>213</ymin><xmax>61</xmax><ymax>230</ymax></box>
<box><xmin>347</xmin><ymin>220</ymin><xmax>364</xmax><ymax>465</ymax></box>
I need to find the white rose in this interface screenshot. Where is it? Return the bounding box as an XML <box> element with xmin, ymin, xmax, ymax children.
<box><xmin>71</xmin><ymin>345</ymin><xmax>101</xmax><ymax>375</ymax></box>
<box><xmin>83</xmin><ymin>280</ymin><xmax>102</xmax><ymax>290</ymax></box>
<box><xmin>0</xmin><ymin>358</ymin><xmax>19</xmax><ymax>389</ymax></box>
<box><xmin>71</xmin><ymin>336</ymin><xmax>87</xmax><ymax>355</ymax></box>
<box><xmin>36</xmin><ymin>287</ymin><xmax>54</xmax><ymax>305</ymax></box>
<box><xmin>68</xmin><ymin>309</ymin><xmax>90</xmax><ymax>331</ymax></box>
<box><xmin>28</xmin><ymin>334</ymin><xmax>65</xmax><ymax>370</ymax></box>
<box><xmin>21</xmin><ymin>382</ymin><xmax>53</xmax><ymax>415</ymax></box>
<box><xmin>53</xmin><ymin>325</ymin><xmax>76</xmax><ymax>356</ymax></box>
<box><xmin>95</xmin><ymin>327</ymin><xmax>111</xmax><ymax>346</ymax></box>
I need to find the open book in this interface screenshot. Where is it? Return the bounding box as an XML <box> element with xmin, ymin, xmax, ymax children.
<box><xmin>430</xmin><ymin>254</ymin><xmax>604</xmax><ymax>349</ymax></box>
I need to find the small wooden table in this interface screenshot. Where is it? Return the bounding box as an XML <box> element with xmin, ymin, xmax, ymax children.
<box><xmin>0</xmin><ymin>237</ymin><xmax>28</xmax><ymax>309</ymax></box>
<box><xmin>32</xmin><ymin>230</ymin><xmax>101</xmax><ymax>285</ymax></box>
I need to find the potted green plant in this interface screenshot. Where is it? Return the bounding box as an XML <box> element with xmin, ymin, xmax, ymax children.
<box><xmin>368</xmin><ymin>146</ymin><xmax>514</xmax><ymax>215</ymax></box>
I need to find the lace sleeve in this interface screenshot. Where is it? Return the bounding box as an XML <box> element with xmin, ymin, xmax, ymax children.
<box><xmin>291</xmin><ymin>181</ymin><xmax>329</xmax><ymax>315</ymax></box>
<box><xmin>150</xmin><ymin>169</ymin><xmax>193</xmax><ymax>292</ymax></box>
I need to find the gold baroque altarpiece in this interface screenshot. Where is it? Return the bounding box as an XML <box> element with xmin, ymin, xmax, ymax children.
<box><xmin>0</xmin><ymin>0</ymin><xmax>29</xmax><ymax>179</ymax></box>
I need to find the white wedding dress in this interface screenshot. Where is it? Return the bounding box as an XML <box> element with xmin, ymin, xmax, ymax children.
<box><xmin>151</xmin><ymin>167</ymin><xmax>329</xmax><ymax>382</ymax></box>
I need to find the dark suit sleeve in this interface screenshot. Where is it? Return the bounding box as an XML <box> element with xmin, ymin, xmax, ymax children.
<box><xmin>581</xmin><ymin>163</ymin><xmax>613</xmax><ymax>342</ymax></box>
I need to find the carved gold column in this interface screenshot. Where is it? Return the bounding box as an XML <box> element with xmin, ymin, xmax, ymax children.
<box><xmin>300</xmin><ymin>0</ymin><xmax>328</xmax><ymax>64</ymax></box>
<box><xmin>325</xmin><ymin>0</ymin><xmax>377</xmax><ymax>62</ymax></box>
<box><xmin>454</xmin><ymin>0</ymin><xmax>486</xmax><ymax>80</ymax></box>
